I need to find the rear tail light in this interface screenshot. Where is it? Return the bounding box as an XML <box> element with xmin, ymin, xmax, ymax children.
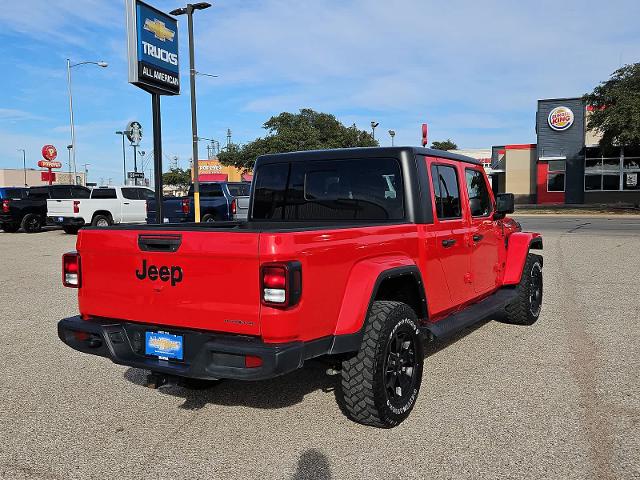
<box><xmin>73</xmin><ymin>200</ymin><xmax>80</xmax><ymax>214</ymax></box>
<box><xmin>260</xmin><ymin>261</ymin><xmax>302</xmax><ymax>308</ymax></box>
<box><xmin>181</xmin><ymin>198</ymin><xmax>190</xmax><ymax>214</ymax></box>
<box><xmin>63</xmin><ymin>251</ymin><xmax>81</xmax><ymax>288</ymax></box>
<box><xmin>1</xmin><ymin>199</ymin><xmax>9</xmax><ymax>213</ymax></box>
<box><xmin>230</xmin><ymin>198</ymin><xmax>237</xmax><ymax>215</ymax></box>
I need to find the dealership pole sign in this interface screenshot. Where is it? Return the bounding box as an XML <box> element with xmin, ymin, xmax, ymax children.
<box><xmin>38</xmin><ymin>145</ymin><xmax>62</xmax><ymax>185</ymax></box>
<box><xmin>126</xmin><ymin>0</ymin><xmax>180</xmax><ymax>95</ymax></box>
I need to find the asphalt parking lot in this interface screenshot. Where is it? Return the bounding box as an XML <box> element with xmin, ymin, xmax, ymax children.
<box><xmin>0</xmin><ymin>215</ymin><xmax>638</xmax><ymax>480</ymax></box>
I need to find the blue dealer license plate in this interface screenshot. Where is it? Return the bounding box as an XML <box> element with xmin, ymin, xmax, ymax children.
<box><xmin>145</xmin><ymin>331</ymin><xmax>183</xmax><ymax>360</ymax></box>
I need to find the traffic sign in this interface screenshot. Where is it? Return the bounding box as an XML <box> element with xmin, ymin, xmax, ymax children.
<box><xmin>127</xmin><ymin>171</ymin><xmax>145</xmax><ymax>179</ymax></box>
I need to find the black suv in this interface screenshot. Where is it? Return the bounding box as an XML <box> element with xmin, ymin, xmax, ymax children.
<box><xmin>0</xmin><ymin>185</ymin><xmax>90</xmax><ymax>233</ymax></box>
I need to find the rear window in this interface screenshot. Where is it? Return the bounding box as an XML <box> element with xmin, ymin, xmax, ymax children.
<box><xmin>49</xmin><ymin>187</ymin><xmax>73</xmax><ymax>199</ymax></box>
<box><xmin>91</xmin><ymin>188</ymin><xmax>117</xmax><ymax>199</ymax></box>
<box><xmin>1</xmin><ymin>188</ymin><xmax>25</xmax><ymax>199</ymax></box>
<box><xmin>27</xmin><ymin>187</ymin><xmax>49</xmax><ymax>199</ymax></box>
<box><xmin>121</xmin><ymin>188</ymin><xmax>141</xmax><ymax>200</ymax></box>
<box><xmin>252</xmin><ymin>158</ymin><xmax>404</xmax><ymax>221</ymax></box>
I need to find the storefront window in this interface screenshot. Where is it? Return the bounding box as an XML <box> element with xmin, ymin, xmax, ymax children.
<box><xmin>585</xmin><ymin>175</ymin><xmax>602</xmax><ymax>191</ymax></box>
<box><xmin>547</xmin><ymin>160</ymin><xmax>565</xmax><ymax>192</ymax></box>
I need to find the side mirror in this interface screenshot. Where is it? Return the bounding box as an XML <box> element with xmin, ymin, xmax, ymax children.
<box><xmin>494</xmin><ymin>193</ymin><xmax>514</xmax><ymax>220</ymax></box>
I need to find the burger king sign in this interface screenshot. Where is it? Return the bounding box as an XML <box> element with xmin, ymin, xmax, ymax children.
<box><xmin>548</xmin><ymin>106</ymin><xmax>574</xmax><ymax>131</ymax></box>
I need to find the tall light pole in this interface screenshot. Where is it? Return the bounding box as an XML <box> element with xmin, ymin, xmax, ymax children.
<box><xmin>17</xmin><ymin>149</ymin><xmax>26</xmax><ymax>186</ymax></box>
<box><xmin>66</xmin><ymin>59</ymin><xmax>108</xmax><ymax>185</ymax></box>
<box><xmin>388</xmin><ymin>130</ymin><xmax>396</xmax><ymax>146</ymax></box>
<box><xmin>115</xmin><ymin>131</ymin><xmax>129</xmax><ymax>184</ymax></box>
<box><xmin>81</xmin><ymin>163</ymin><xmax>90</xmax><ymax>185</ymax></box>
<box><xmin>371</xmin><ymin>121</ymin><xmax>379</xmax><ymax>141</ymax></box>
<box><xmin>170</xmin><ymin>2</ymin><xmax>212</xmax><ymax>223</ymax></box>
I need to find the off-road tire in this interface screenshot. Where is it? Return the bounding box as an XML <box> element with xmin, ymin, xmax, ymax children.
<box><xmin>201</xmin><ymin>213</ymin><xmax>216</xmax><ymax>223</ymax></box>
<box><xmin>21</xmin><ymin>213</ymin><xmax>42</xmax><ymax>233</ymax></box>
<box><xmin>62</xmin><ymin>226</ymin><xmax>80</xmax><ymax>235</ymax></box>
<box><xmin>1</xmin><ymin>222</ymin><xmax>19</xmax><ymax>233</ymax></box>
<box><xmin>338</xmin><ymin>301</ymin><xmax>424</xmax><ymax>428</ymax></box>
<box><xmin>504</xmin><ymin>253</ymin><xmax>543</xmax><ymax>326</ymax></box>
<box><xmin>92</xmin><ymin>214</ymin><xmax>112</xmax><ymax>227</ymax></box>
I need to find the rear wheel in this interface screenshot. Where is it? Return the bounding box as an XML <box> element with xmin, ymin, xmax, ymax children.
<box><xmin>201</xmin><ymin>213</ymin><xmax>216</xmax><ymax>223</ymax></box>
<box><xmin>504</xmin><ymin>253</ymin><xmax>543</xmax><ymax>325</ymax></box>
<box><xmin>92</xmin><ymin>214</ymin><xmax>112</xmax><ymax>227</ymax></box>
<box><xmin>21</xmin><ymin>214</ymin><xmax>42</xmax><ymax>233</ymax></box>
<box><xmin>1</xmin><ymin>222</ymin><xmax>19</xmax><ymax>233</ymax></box>
<box><xmin>338</xmin><ymin>301</ymin><xmax>424</xmax><ymax>428</ymax></box>
<box><xmin>62</xmin><ymin>226</ymin><xmax>80</xmax><ymax>234</ymax></box>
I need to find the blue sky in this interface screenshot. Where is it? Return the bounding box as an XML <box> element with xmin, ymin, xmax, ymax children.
<box><xmin>1</xmin><ymin>0</ymin><xmax>639</xmax><ymax>182</ymax></box>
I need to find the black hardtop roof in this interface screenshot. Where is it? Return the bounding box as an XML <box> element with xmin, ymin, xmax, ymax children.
<box><xmin>256</xmin><ymin>146</ymin><xmax>481</xmax><ymax>166</ymax></box>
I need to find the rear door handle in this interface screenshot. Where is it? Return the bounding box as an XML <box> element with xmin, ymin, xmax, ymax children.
<box><xmin>473</xmin><ymin>234</ymin><xmax>483</xmax><ymax>242</ymax></box>
<box><xmin>442</xmin><ymin>239</ymin><xmax>456</xmax><ymax>248</ymax></box>
<box><xmin>123</xmin><ymin>202</ymin><xmax>130</xmax><ymax>205</ymax></box>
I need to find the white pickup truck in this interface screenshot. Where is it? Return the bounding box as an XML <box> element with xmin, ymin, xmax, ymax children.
<box><xmin>47</xmin><ymin>186</ymin><xmax>154</xmax><ymax>234</ymax></box>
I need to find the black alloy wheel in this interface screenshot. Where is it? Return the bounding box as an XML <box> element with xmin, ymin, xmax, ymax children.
<box><xmin>384</xmin><ymin>329</ymin><xmax>419</xmax><ymax>410</ymax></box>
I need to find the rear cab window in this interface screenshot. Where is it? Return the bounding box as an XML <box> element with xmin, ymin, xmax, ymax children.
<box><xmin>252</xmin><ymin>157</ymin><xmax>404</xmax><ymax>221</ymax></box>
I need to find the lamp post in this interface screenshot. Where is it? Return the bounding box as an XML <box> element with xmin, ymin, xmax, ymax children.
<box><xmin>81</xmin><ymin>163</ymin><xmax>90</xmax><ymax>185</ymax></box>
<box><xmin>388</xmin><ymin>130</ymin><xmax>396</xmax><ymax>146</ymax></box>
<box><xmin>67</xmin><ymin>59</ymin><xmax>108</xmax><ymax>184</ymax></box>
<box><xmin>17</xmin><ymin>149</ymin><xmax>27</xmax><ymax>186</ymax></box>
<box><xmin>115</xmin><ymin>130</ymin><xmax>130</xmax><ymax>184</ymax></box>
<box><xmin>170</xmin><ymin>2</ymin><xmax>212</xmax><ymax>223</ymax></box>
<box><xmin>370</xmin><ymin>121</ymin><xmax>379</xmax><ymax>141</ymax></box>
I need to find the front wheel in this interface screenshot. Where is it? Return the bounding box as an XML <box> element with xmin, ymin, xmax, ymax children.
<box><xmin>21</xmin><ymin>214</ymin><xmax>42</xmax><ymax>233</ymax></box>
<box><xmin>338</xmin><ymin>301</ymin><xmax>424</xmax><ymax>428</ymax></box>
<box><xmin>504</xmin><ymin>253</ymin><xmax>543</xmax><ymax>325</ymax></box>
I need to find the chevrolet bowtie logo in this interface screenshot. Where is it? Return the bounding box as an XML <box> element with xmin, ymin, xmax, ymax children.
<box><xmin>144</xmin><ymin>18</ymin><xmax>175</xmax><ymax>42</ymax></box>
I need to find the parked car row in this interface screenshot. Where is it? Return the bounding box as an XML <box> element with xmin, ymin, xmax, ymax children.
<box><xmin>0</xmin><ymin>181</ymin><xmax>252</xmax><ymax>234</ymax></box>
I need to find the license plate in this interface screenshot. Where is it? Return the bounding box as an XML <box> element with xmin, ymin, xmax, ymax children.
<box><xmin>57</xmin><ymin>217</ymin><xmax>64</xmax><ymax>222</ymax></box>
<box><xmin>145</xmin><ymin>331</ymin><xmax>183</xmax><ymax>360</ymax></box>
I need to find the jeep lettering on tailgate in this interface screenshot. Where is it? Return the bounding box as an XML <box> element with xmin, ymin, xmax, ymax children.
<box><xmin>135</xmin><ymin>259</ymin><xmax>183</xmax><ymax>286</ymax></box>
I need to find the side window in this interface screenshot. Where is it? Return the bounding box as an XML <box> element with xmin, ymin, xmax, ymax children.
<box><xmin>121</xmin><ymin>188</ymin><xmax>140</xmax><ymax>200</ymax></box>
<box><xmin>90</xmin><ymin>188</ymin><xmax>117</xmax><ymax>199</ymax></box>
<box><xmin>50</xmin><ymin>187</ymin><xmax>73</xmax><ymax>199</ymax></box>
<box><xmin>431</xmin><ymin>164</ymin><xmax>461</xmax><ymax>220</ymax></box>
<box><xmin>465</xmin><ymin>169</ymin><xmax>492</xmax><ymax>217</ymax></box>
<box><xmin>27</xmin><ymin>188</ymin><xmax>49</xmax><ymax>199</ymax></box>
<box><xmin>71</xmin><ymin>187</ymin><xmax>90</xmax><ymax>198</ymax></box>
<box><xmin>142</xmin><ymin>189</ymin><xmax>155</xmax><ymax>200</ymax></box>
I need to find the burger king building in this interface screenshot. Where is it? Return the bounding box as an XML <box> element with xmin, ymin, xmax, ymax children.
<box><xmin>489</xmin><ymin>97</ymin><xmax>640</xmax><ymax>205</ymax></box>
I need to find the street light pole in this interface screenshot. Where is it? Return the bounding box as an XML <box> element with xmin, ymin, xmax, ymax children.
<box><xmin>370</xmin><ymin>121</ymin><xmax>379</xmax><ymax>141</ymax></box>
<box><xmin>115</xmin><ymin>131</ymin><xmax>128</xmax><ymax>184</ymax></box>
<box><xmin>81</xmin><ymin>163</ymin><xmax>90</xmax><ymax>185</ymax></box>
<box><xmin>17</xmin><ymin>149</ymin><xmax>26</xmax><ymax>186</ymax></box>
<box><xmin>388</xmin><ymin>129</ymin><xmax>396</xmax><ymax>146</ymax></box>
<box><xmin>66</xmin><ymin>59</ymin><xmax>108</xmax><ymax>185</ymax></box>
<box><xmin>172</xmin><ymin>2</ymin><xmax>212</xmax><ymax>223</ymax></box>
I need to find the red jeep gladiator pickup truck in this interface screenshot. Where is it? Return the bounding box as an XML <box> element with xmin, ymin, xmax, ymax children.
<box><xmin>58</xmin><ymin>147</ymin><xmax>543</xmax><ymax>428</ymax></box>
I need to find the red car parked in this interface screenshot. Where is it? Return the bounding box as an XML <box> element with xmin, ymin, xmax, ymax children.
<box><xmin>59</xmin><ymin>147</ymin><xmax>543</xmax><ymax>428</ymax></box>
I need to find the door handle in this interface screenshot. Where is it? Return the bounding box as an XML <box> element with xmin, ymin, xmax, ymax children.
<box><xmin>441</xmin><ymin>239</ymin><xmax>456</xmax><ymax>248</ymax></box>
<box><xmin>473</xmin><ymin>234</ymin><xmax>484</xmax><ymax>242</ymax></box>
<box><xmin>123</xmin><ymin>202</ymin><xmax>130</xmax><ymax>205</ymax></box>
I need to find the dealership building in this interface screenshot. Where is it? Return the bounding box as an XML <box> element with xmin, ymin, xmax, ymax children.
<box><xmin>477</xmin><ymin>97</ymin><xmax>640</xmax><ymax>205</ymax></box>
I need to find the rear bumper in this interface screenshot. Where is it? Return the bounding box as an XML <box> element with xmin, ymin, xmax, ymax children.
<box><xmin>58</xmin><ymin>316</ymin><xmax>338</xmax><ymax>381</ymax></box>
<box><xmin>49</xmin><ymin>216</ymin><xmax>85</xmax><ymax>226</ymax></box>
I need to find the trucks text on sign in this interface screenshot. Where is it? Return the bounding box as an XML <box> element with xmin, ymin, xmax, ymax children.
<box><xmin>126</xmin><ymin>0</ymin><xmax>180</xmax><ymax>95</ymax></box>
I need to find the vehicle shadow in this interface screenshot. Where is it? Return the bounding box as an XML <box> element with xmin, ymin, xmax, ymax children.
<box><xmin>291</xmin><ymin>449</ymin><xmax>332</xmax><ymax>480</ymax></box>
<box><xmin>123</xmin><ymin>359</ymin><xmax>337</xmax><ymax>411</ymax></box>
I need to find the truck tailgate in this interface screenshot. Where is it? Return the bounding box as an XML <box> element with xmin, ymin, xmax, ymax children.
<box><xmin>47</xmin><ymin>199</ymin><xmax>75</xmax><ymax>217</ymax></box>
<box><xmin>77</xmin><ymin>228</ymin><xmax>261</xmax><ymax>335</ymax></box>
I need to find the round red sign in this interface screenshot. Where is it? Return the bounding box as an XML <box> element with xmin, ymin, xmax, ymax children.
<box><xmin>42</xmin><ymin>145</ymin><xmax>58</xmax><ymax>161</ymax></box>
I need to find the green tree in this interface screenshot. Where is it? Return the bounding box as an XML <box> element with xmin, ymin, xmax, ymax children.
<box><xmin>218</xmin><ymin>109</ymin><xmax>378</xmax><ymax>171</ymax></box>
<box><xmin>583</xmin><ymin>63</ymin><xmax>640</xmax><ymax>149</ymax></box>
<box><xmin>430</xmin><ymin>139</ymin><xmax>458</xmax><ymax>150</ymax></box>
<box><xmin>162</xmin><ymin>167</ymin><xmax>191</xmax><ymax>188</ymax></box>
